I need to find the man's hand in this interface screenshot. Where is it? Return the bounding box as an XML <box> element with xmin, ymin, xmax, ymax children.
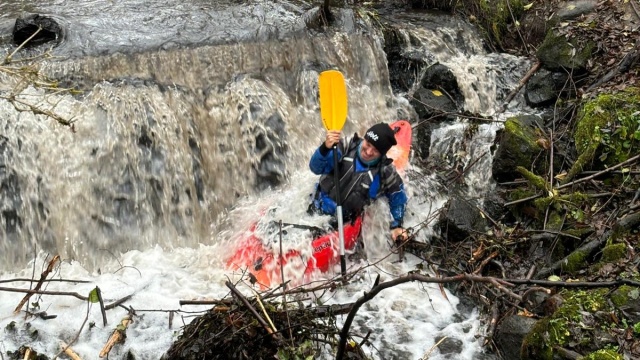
<box><xmin>391</xmin><ymin>227</ymin><xmax>407</xmax><ymax>243</ymax></box>
<box><xmin>324</xmin><ymin>130</ymin><xmax>341</xmax><ymax>148</ymax></box>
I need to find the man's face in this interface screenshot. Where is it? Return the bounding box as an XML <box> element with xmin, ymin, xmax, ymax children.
<box><xmin>360</xmin><ymin>139</ymin><xmax>381</xmax><ymax>162</ymax></box>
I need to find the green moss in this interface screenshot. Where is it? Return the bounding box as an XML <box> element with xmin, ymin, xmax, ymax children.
<box><xmin>508</xmin><ymin>188</ymin><xmax>537</xmax><ymax>201</ymax></box>
<box><xmin>521</xmin><ymin>318</ymin><xmax>557</xmax><ymax>360</ymax></box>
<box><xmin>561</xmin><ymin>250</ymin><xmax>587</xmax><ymax>274</ymax></box>
<box><xmin>473</xmin><ymin>0</ymin><xmax>524</xmax><ymax>49</ymax></box>
<box><xmin>517</xmin><ymin>166</ymin><xmax>551</xmax><ymax>193</ymax></box>
<box><xmin>582</xmin><ymin>349</ymin><xmax>624</xmax><ymax>360</ymax></box>
<box><xmin>610</xmin><ymin>285</ymin><xmax>636</xmax><ymax>307</ymax></box>
<box><xmin>562</xmin><ymin>289</ymin><xmax>608</xmax><ymax>314</ymax></box>
<box><xmin>601</xmin><ymin>243</ymin><xmax>627</xmax><ymax>262</ymax></box>
<box><xmin>566</xmin><ymin>88</ymin><xmax>640</xmax><ymax>184</ymax></box>
<box><xmin>563</xmin><ymin>227</ymin><xmax>592</xmax><ymax>238</ymax></box>
<box><xmin>543</xmin><ymin>211</ymin><xmax>563</xmax><ymax>231</ymax></box>
<box><xmin>522</xmin><ymin>289</ymin><xmax>613</xmax><ymax>359</ymax></box>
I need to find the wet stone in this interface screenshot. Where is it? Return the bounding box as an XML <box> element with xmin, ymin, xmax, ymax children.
<box><xmin>556</xmin><ymin>0</ymin><xmax>598</xmax><ymax>20</ymax></box>
<box><xmin>435</xmin><ymin>335</ymin><xmax>463</xmax><ymax>355</ymax></box>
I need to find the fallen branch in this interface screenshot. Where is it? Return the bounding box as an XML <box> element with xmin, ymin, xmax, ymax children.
<box><xmin>557</xmin><ymin>154</ymin><xmax>640</xmax><ymax>190</ymax></box>
<box><xmin>536</xmin><ymin>210</ymin><xmax>640</xmax><ymax>278</ymax></box>
<box><xmin>0</xmin><ymin>286</ymin><xmax>132</xmax><ymax>310</ymax></box>
<box><xmin>0</xmin><ymin>278</ymin><xmax>91</xmax><ymax>284</ymax></box>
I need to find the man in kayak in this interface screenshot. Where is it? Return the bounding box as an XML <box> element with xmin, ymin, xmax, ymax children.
<box><xmin>308</xmin><ymin>123</ymin><xmax>408</xmax><ymax>242</ymax></box>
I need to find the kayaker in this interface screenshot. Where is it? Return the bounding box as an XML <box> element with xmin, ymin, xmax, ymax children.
<box><xmin>308</xmin><ymin>123</ymin><xmax>408</xmax><ymax>242</ymax></box>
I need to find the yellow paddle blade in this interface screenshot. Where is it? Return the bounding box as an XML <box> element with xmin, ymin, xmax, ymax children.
<box><xmin>318</xmin><ymin>70</ymin><xmax>348</xmax><ymax>131</ymax></box>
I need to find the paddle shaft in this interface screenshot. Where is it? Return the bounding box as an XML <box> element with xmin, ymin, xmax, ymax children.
<box><xmin>332</xmin><ymin>144</ymin><xmax>347</xmax><ymax>276</ymax></box>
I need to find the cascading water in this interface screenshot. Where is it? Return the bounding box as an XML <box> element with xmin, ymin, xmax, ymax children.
<box><xmin>0</xmin><ymin>2</ymin><xmax>533</xmax><ymax>359</ymax></box>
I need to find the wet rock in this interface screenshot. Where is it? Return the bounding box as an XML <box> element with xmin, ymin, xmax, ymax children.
<box><xmin>491</xmin><ymin>115</ymin><xmax>547</xmax><ymax>183</ymax></box>
<box><xmin>411</xmin><ymin>87</ymin><xmax>458</xmax><ymax>120</ymax></box>
<box><xmin>12</xmin><ymin>14</ymin><xmax>62</xmax><ymax>48</ymax></box>
<box><xmin>495</xmin><ymin>315</ymin><xmax>538</xmax><ymax>360</ymax></box>
<box><xmin>253</xmin><ymin>113</ymin><xmax>287</xmax><ymax>190</ymax></box>
<box><xmin>437</xmin><ymin>198</ymin><xmax>487</xmax><ymax>241</ymax></box>
<box><xmin>0</xmin><ymin>136</ymin><xmax>23</xmax><ymax>239</ymax></box>
<box><xmin>384</xmin><ymin>28</ymin><xmax>437</xmax><ymax>94</ymax></box>
<box><xmin>0</xmin><ymin>19</ymin><xmax>15</xmax><ymax>44</ymax></box>
<box><xmin>525</xmin><ymin>69</ymin><xmax>570</xmax><ymax>107</ymax></box>
<box><xmin>482</xmin><ymin>191</ymin><xmax>511</xmax><ymax>225</ymax></box>
<box><xmin>434</xmin><ymin>335</ymin><xmax>463</xmax><ymax>356</ymax></box>
<box><xmin>555</xmin><ymin>0</ymin><xmax>598</xmax><ymax>20</ymax></box>
<box><xmin>414</xmin><ymin>121</ymin><xmax>434</xmax><ymax>160</ymax></box>
<box><xmin>420</xmin><ymin>64</ymin><xmax>464</xmax><ymax>107</ymax></box>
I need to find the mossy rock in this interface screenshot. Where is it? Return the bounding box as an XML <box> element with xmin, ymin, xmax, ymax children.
<box><xmin>601</xmin><ymin>243</ymin><xmax>627</xmax><ymax>262</ymax></box>
<box><xmin>522</xmin><ymin>289</ymin><xmax>612</xmax><ymax>359</ymax></box>
<box><xmin>492</xmin><ymin>115</ymin><xmax>548</xmax><ymax>182</ymax></box>
<box><xmin>536</xmin><ymin>31</ymin><xmax>594</xmax><ymax>72</ymax></box>
<box><xmin>610</xmin><ymin>285</ymin><xmax>640</xmax><ymax>308</ymax></box>
<box><xmin>565</xmin><ymin>88</ymin><xmax>640</xmax><ymax>183</ymax></box>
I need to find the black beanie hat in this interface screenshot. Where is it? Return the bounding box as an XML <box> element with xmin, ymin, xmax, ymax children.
<box><xmin>364</xmin><ymin>123</ymin><xmax>397</xmax><ymax>155</ymax></box>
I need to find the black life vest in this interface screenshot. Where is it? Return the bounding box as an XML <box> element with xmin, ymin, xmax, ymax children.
<box><xmin>318</xmin><ymin>134</ymin><xmax>391</xmax><ymax>219</ymax></box>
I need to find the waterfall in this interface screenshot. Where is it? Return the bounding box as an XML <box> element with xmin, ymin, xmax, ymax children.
<box><xmin>0</xmin><ymin>3</ymin><xmax>536</xmax><ymax>358</ymax></box>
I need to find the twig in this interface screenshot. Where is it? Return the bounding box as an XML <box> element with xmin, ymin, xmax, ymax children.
<box><xmin>5</xmin><ymin>26</ymin><xmax>42</xmax><ymax>64</ymax></box>
<box><xmin>251</xmin><ymin>288</ymin><xmax>278</xmax><ymax>333</ymax></box>
<box><xmin>53</xmin><ymin>300</ymin><xmax>91</xmax><ymax>360</ymax></box>
<box><xmin>14</xmin><ymin>255</ymin><xmax>60</xmax><ymax>314</ymax></box>
<box><xmin>0</xmin><ymin>278</ymin><xmax>91</xmax><ymax>284</ymax></box>
<box><xmin>278</xmin><ymin>220</ymin><xmax>294</xmax><ymax>344</ymax></box>
<box><xmin>537</xmin><ymin>210</ymin><xmax>640</xmax><ymax>278</ymax></box>
<box><xmin>483</xmin><ymin>303</ymin><xmax>499</xmax><ymax>346</ymax></box>
<box><xmin>96</xmin><ymin>286</ymin><xmax>107</xmax><ymax>326</ymax></box>
<box><xmin>553</xmin><ymin>346</ymin><xmax>582</xmax><ymax>359</ymax></box>
<box><xmin>0</xmin><ymin>286</ymin><xmax>132</xmax><ymax>309</ymax></box>
<box><xmin>504</xmin><ymin>193</ymin><xmax>542</xmax><ymax>207</ymax></box>
<box><xmin>225</xmin><ymin>281</ymin><xmax>284</xmax><ymax>345</ymax></box>
<box><xmin>526</xmin><ymin>229</ymin><xmax>581</xmax><ymax>240</ymax></box>
<box><xmin>99</xmin><ymin>314</ymin><xmax>133</xmax><ymax>358</ymax></box>
<box><xmin>499</xmin><ymin>61</ymin><xmax>541</xmax><ymax>113</ymax></box>
<box><xmin>422</xmin><ymin>336</ymin><xmax>448</xmax><ymax>359</ymax></box>
<box><xmin>558</xmin><ymin>154</ymin><xmax>640</xmax><ymax>189</ymax></box>
<box><xmin>57</xmin><ymin>341</ymin><xmax>82</xmax><ymax>360</ymax></box>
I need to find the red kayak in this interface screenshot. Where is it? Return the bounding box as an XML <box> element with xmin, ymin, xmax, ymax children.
<box><xmin>226</xmin><ymin>120</ymin><xmax>412</xmax><ymax>288</ymax></box>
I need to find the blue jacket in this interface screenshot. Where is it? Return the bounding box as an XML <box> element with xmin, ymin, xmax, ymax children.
<box><xmin>309</xmin><ymin>135</ymin><xmax>407</xmax><ymax>228</ymax></box>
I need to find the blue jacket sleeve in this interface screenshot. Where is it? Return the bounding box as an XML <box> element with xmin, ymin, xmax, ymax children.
<box><xmin>387</xmin><ymin>183</ymin><xmax>408</xmax><ymax>228</ymax></box>
<box><xmin>309</xmin><ymin>143</ymin><xmax>341</xmax><ymax>175</ymax></box>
